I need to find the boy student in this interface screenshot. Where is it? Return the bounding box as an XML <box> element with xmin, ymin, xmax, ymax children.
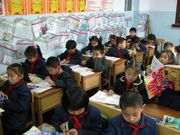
<box><xmin>81</xmin><ymin>45</ymin><xmax>109</xmax><ymax>89</ymax></box>
<box><xmin>106</xmin><ymin>37</ymin><xmax>132</xmax><ymax>60</ymax></box>
<box><xmin>104</xmin><ymin>34</ymin><xmax>117</xmax><ymax>47</ymax></box>
<box><xmin>58</xmin><ymin>40</ymin><xmax>82</xmax><ymax>65</ymax></box>
<box><xmin>131</xmin><ymin>37</ymin><xmax>146</xmax><ymax>53</ymax></box>
<box><xmin>45</xmin><ymin>57</ymin><xmax>76</xmax><ymax>89</ymax></box>
<box><xmin>126</xmin><ymin>27</ymin><xmax>138</xmax><ymax>43</ymax></box>
<box><xmin>102</xmin><ymin>91</ymin><xmax>157</xmax><ymax>135</ymax></box>
<box><xmin>51</xmin><ymin>86</ymin><xmax>102</xmax><ymax>135</ymax></box>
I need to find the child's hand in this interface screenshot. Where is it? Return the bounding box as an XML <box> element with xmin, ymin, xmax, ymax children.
<box><xmin>45</xmin><ymin>76</ymin><xmax>55</xmax><ymax>86</ymax></box>
<box><xmin>107</xmin><ymin>90</ymin><xmax>114</xmax><ymax>96</ymax></box>
<box><xmin>128</xmin><ymin>50</ymin><xmax>133</xmax><ymax>57</ymax></box>
<box><xmin>59</xmin><ymin>121</ymin><xmax>68</xmax><ymax>133</ymax></box>
<box><xmin>146</xmin><ymin>67</ymin><xmax>152</xmax><ymax>74</ymax></box>
<box><xmin>68</xmin><ymin>129</ymin><xmax>78</xmax><ymax>135</ymax></box>
<box><xmin>81</xmin><ymin>60</ymin><xmax>87</xmax><ymax>65</ymax></box>
<box><xmin>0</xmin><ymin>91</ymin><xmax>8</xmax><ymax>98</ymax></box>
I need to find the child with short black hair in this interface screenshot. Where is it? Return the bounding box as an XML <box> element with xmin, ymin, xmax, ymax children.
<box><xmin>106</xmin><ymin>37</ymin><xmax>131</xmax><ymax>60</ymax></box>
<box><xmin>102</xmin><ymin>91</ymin><xmax>157</xmax><ymax>135</ymax></box>
<box><xmin>51</xmin><ymin>86</ymin><xmax>102</xmax><ymax>134</ymax></box>
<box><xmin>58</xmin><ymin>40</ymin><xmax>82</xmax><ymax>65</ymax></box>
<box><xmin>107</xmin><ymin>60</ymin><xmax>149</xmax><ymax>103</ymax></box>
<box><xmin>126</xmin><ymin>27</ymin><xmax>138</xmax><ymax>43</ymax></box>
<box><xmin>45</xmin><ymin>57</ymin><xmax>76</xmax><ymax>89</ymax></box>
<box><xmin>104</xmin><ymin>34</ymin><xmax>117</xmax><ymax>47</ymax></box>
<box><xmin>24</xmin><ymin>45</ymin><xmax>49</xmax><ymax>79</ymax></box>
<box><xmin>81</xmin><ymin>45</ymin><xmax>109</xmax><ymax>89</ymax></box>
<box><xmin>0</xmin><ymin>63</ymin><xmax>32</xmax><ymax>135</ymax></box>
<box><xmin>81</xmin><ymin>36</ymin><xmax>102</xmax><ymax>54</ymax></box>
<box><xmin>131</xmin><ymin>36</ymin><xmax>146</xmax><ymax>53</ymax></box>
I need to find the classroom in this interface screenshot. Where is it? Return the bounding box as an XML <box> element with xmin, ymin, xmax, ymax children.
<box><xmin>0</xmin><ymin>0</ymin><xmax>180</xmax><ymax>135</ymax></box>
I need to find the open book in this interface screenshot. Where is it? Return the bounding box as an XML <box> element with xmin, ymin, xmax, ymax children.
<box><xmin>70</xmin><ymin>65</ymin><xmax>94</xmax><ymax>76</ymax></box>
<box><xmin>90</xmin><ymin>91</ymin><xmax>120</xmax><ymax>106</ymax></box>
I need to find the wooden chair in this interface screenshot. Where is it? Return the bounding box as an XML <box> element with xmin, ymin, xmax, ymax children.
<box><xmin>146</xmin><ymin>46</ymin><xmax>155</xmax><ymax>66</ymax></box>
<box><xmin>157</xmin><ymin>38</ymin><xmax>165</xmax><ymax>51</ymax></box>
<box><xmin>134</xmin><ymin>52</ymin><xmax>144</xmax><ymax>64</ymax></box>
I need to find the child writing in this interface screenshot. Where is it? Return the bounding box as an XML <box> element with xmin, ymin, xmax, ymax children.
<box><xmin>107</xmin><ymin>60</ymin><xmax>149</xmax><ymax>103</ymax></box>
<box><xmin>81</xmin><ymin>45</ymin><xmax>109</xmax><ymax>89</ymax></box>
<box><xmin>126</xmin><ymin>27</ymin><xmax>138</xmax><ymax>43</ymax></box>
<box><xmin>131</xmin><ymin>37</ymin><xmax>146</xmax><ymax>53</ymax></box>
<box><xmin>51</xmin><ymin>86</ymin><xmax>102</xmax><ymax>135</ymax></box>
<box><xmin>0</xmin><ymin>63</ymin><xmax>32</xmax><ymax>135</ymax></box>
<box><xmin>104</xmin><ymin>34</ymin><xmax>117</xmax><ymax>47</ymax></box>
<box><xmin>102</xmin><ymin>91</ymin><xmax>157</xmax><ymax>135</ymax></box>
<box><xmin>24</xmin><ymin>45</ymin><xmax>49</xmax><ymax>79</ymax></box>
<box><xmin>81</xmin><ymin>36</ymin><xmax>102</xmax><ymax>55</ymax></box>
<box><xmin>106</xmin><ymin>37</ymin><xmax>132</xmax><ymax>60</ymax></box>
<box><xmin>45</xmin><ymin>57</ymin><xmax>77</xmax><ymax>89</ymax></box>
<box><xmin>58</xmin><ymin>40</ymin><xmax>82</xmax><ymax>65</ymax></box>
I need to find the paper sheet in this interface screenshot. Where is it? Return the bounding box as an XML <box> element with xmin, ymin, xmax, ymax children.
<box><xmin>0</xmin><ymin>108</ymin><xmax>4</xmax><ymax>113</ymax></box>
<box><xmin>23</xmin><ymin>126</ymin><xmax>41</xmax><ymax>135</ymax></box>
<box><xmin>105</xmin><ymin>56</ymin><xmax>120</xmax><ymax>61</ymax></box>
<box><xmin>70</xmin><ymin>65</ymin><xmax>94</xmax><ymax>76</ymax></box>
<box><xmin>90</xmin><ymin>91</ymin><xmax>120</xmax><ymax>106</ymax></box>
<box><xmin>150</xmin><ymin>56</ymin><xmax>164</xmax><ymax>72</ymax></box>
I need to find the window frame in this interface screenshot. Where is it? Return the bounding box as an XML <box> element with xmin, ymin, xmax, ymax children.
<box><xmin>172</xmin><ymin>0</ymin><xmax>180</xmax><ymax>28</ymax></box>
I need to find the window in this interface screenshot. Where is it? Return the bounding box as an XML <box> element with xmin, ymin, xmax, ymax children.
<box><xmin>172</xmin><ymin>0</ymin><xmax>180</xmax><ymax>27</ymax></box>
<box><xmin>125</xmin><ymin>0</ymin><xmax>132</xmax><ymax>11</ymax></box>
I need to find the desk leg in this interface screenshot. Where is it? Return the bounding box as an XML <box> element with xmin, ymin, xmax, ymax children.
<box><xmin>0</xmin><ymin>116</ymin><xmax>3</xmax><ymax>135</ymax></box>
<box><xmin>36</xmin><ymin>98</ymin><xmax>43</xmax><ymax>125</ymax></box>
<box><xmin>37</xmin><ymin>111</ymin><xmax>43</xmax><ymax>125</ymax></box>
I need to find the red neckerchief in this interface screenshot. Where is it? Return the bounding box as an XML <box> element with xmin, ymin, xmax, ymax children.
<box><xmin>29</xmin><ymin>56</ymin><xmax>41</xmax><ymax>73</ymax></box>
<box><xmin>51</xmin><ymin>65</ymin><xmax>61</xmax><ymax>81</ymax></box>
<box><xmin>117</xmin><ymin>48</ymin><xmax>122</xmax><ymax>58</ymax></box>
<box><xmin>70</xmin><ymin>111</ymin><xmax>88</xmax><ymax>129</ymax></box>
<box><xmin>66</xmin><ymin>49</ymin><xmax>77</xmax><ymax>61</ymax></box>
<box><xmin>5</xmin><ymin>80</ymin><xmax>24</xmax><ymax>97</ymax></box>
<box><xmin>125</xmin><ymin>78</ymin><xmax>133</xmax><ymax>92</ymax></box>
<box><xmin>129</xmin><ymin>125</ymin><xmax>144</xmax><ymax>135</ymax></box>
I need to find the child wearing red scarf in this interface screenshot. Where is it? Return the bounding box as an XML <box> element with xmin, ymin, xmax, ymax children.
<box><xmin>0</xmin><ymin>63</ymin><xmax>32</xmax><ymax>135</ymax></box>
<box><xmin>45</xmin><ymin>57</ymin><xmax>76</xmax><ymax>89</ymax></box>
<box><xmin>106</xmin><ymin>60</ymin><xmax>149</xmax><ymax>104</ymax></box>
<box><xmin>51</xmin><ymin>86</ymin><xmax>102</xmax><ymax>135</ymax></box>
<box><xmin>102</xmin><ymin>91</ymin><xmax>157</xmax><ymax>135</ymax></box>
<box><xmin>24</xmin><ymin>45</ymin><xmax>49</xmax><ymax>79</ymax></box>
<box><xmin>58</xmin><ymin>40</ymin><xmax>82</xmax><ymax>65</ymax></box>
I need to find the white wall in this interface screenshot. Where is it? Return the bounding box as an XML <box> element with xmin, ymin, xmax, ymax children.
<box><xmin>113</xmin><ymin>0</ymin><xmax>125</xmax><ymax>11</ymax></box>
<box><xmin>139</xmin><ymin>0</ymin><xmax>149</xmax><ymax>11</ymax></box>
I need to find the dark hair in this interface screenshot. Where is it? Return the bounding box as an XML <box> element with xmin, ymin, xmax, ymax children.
<box><xmin>125</xmin><ymin>60</ymin><xmax>141</xmax><ymax>74</ymax></box>
<box><xmin>46</xmin><ymin>57</ymin><xmax>60</xmax><ymax>68</ymax></box>
<box><xmin>89</xmin><ymin>36</ymin><xmax>102</xmax><ymax>46</ymax></box>
<box><xmin>24</xmin><ymin>45</ymin><xmax>43</xmax><ymax>59</ymax></box>
<box><xmin>175</xmin><ymin>45</ymin><xmax>180</xmax><ymax>54</ymax></box>
<box><xmin>164</xmin><ymin>42</ymin><xmax>174</xmax><ymax>50</ymax></box>
<box><xmin>93</xmin><ymin>45</ymin><xmax>104</xmax><ymax>54</ymax></box>
<box><xmin>147</xmin><ymin>34</ymin><xmax>156</xmax><ymax>41</ymax></box>
<box><xmin>62</xmin><ymin>86</ymin><xmax>89</xmax><ymax>111</ymax></box>
<box><xmin>129</xmin><ymin>27</ymin><xmax>137</xmax><ymax>33</ymax></box>
<box><xmin>116</xmin><ymin>37</ymin><xmax>126</xmax><ymax>45</ymax></box>
<box><xmin>66</xmin><ymin>40</ymin><xmax>77</xmax><ymax>49</ymax></box>
<box><xmin>131</xmin><ymin>36</ymin><xmax>140</xmax><ymax>44</ymax></box>
<box><xmin>7</xmin><ymin>63</ymin><xmax>24</xmax><ymax>76</ymax></box>
<box><xmin>109</xmin><ymin>34</ymin><xmax>117</xmax><ymax>39</ymax></box>
<box><xmin>120</xmin><ymin>91</ymin><xmax>143</xmax><ymax>110</ymax></box>
<box><xmin>160</xmin><ymin>50</ymin><xmax>175</xmax><ymax>64</ymax></box>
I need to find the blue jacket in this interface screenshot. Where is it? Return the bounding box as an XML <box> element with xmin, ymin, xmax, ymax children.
<box><xmin>58</xmin><ymin>50</ymin><xmax>82</xmax><ymax>65</ymax></box>
<box><xmin>102</xmin><ymin>114</ymin><xmax>157</xmax><ymax>135</ymax></box>
<box><xmin>0</xmin><ymin>81</ymin><xmax>32</xmax><ymax>130</ymax></box>
<box><xmin>81</xmin><ymin>44</ymin><xmax>94</xmax><ymax>54</ymax></box>
<box><xmin>106</xmin><ymin>46</ymin><xmax>131</xmax><ymax>60</ymax></box>
<box><xmin>51</xmin><ymin>105</ymin><xmax>102</xmax><ymax>135</ymax></box>
<box><xmin>24</xmin><ymin>58</ymin><xmax>49</xmax><ymax>79</ymax></box>
<box><xmin>86</xmin><ymin>57</ymin><xmax>109</xmax><ymax>88</ymax></box>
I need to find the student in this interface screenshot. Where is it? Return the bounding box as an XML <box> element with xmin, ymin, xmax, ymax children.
<box><xmin>81</xmin><ymin>36</ymin><xmax>102</xmax><ymax>54</ymax></box>
<box><xmin>164</xmin><ymin>42</ymin><xmax>177</xmax><ymax>57</ymax></box>
<box><xmin>81</xmin><ymin>45</ymin><xmax>109</xmax><ymax>89</ymax></box>
<box><xmin>159</xmin><ymin>50</ymin><xmax>175</xmax><ymax>65</ymax></box>
<box><xmin>104</xmin><ymin>34</ymin><xmax>117</xmax><ymax>47</ymax></box>
<box><xmin>106</xmin><ymin>37</ymin><xmax>131</xmax><ymax>60</ymax></box>
<box><xmin>126</xmin><ymin>27</ymin><xmax>138</xmax><ymax>43</ymax></box>
<box><xmin>45</xmin><ymin>57</ymin><xmax>76</xmax><ymax>89</ymax></box>
<box><xmin>0</xmin><ymin>63</ymin><xmax>32</xmax><ymax>135</ymax></box>
<box><xmin>102</xmin><ymin>91</ymin><xmax>157</xmax><ymax>135</ymax></box>
<box><xmin>58</xmin><ymin>40</ymin><xmax>82</xmax><ymax>65</ymax></box>
<box><xmin>51</xmin><ymin>86</ymin><xmax>102</xmax><ymax>134</ymax></box>
<box><xmin>107</xmin><ymin>60</ymin><xmax>149</xmax><ymax>103</ymax></box>
<box><xmin>131</xmin><ymin>36</ymin><xmax>146</xmax><ymax>53</ymax></box>
<box><xmin>175</xmin><ymin>45</ymin><xmax>180</xmax><ymax>65</ymax></box>
<box><xmin>24</xmin><ymin>45</ymin><xmax>49</xmax><ymax>79</ymax></box>
<box><xmin>146</xmin><ymin>34</ymin><xmax>159</xmax><ymax>56</ymax></box>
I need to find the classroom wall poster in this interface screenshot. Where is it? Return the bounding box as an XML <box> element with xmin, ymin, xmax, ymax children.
<box><xmin>4</xmin><ymin>0</ymin><xmax>27</xmax><ymax>15</ymax></box>
<box><xmin>86</xmin><ymin>0</ymin><xmax>102</xmax><ymax>12</ymax></box>
<box><xmin>47</xmin><ymin>0</ymin><xmax>62</xmax><ymax>13</ymax></box>
<box><xmin>27</xmin><ymin>0</ymin><xmax>46</xmax><ymax>14</ymax></box>
<box><xmin>64</xmin><ymin>0</ymin><xmax>76</xmax><ymax>12</ymax></box>
<box><xmin>78</xmin><ymin>0</ymin><xmax>86</xmax><ymax>12</ymax></box>
<box><xmin>102</xmin><ymin>0</ymin><xmax>113</xmax><ymax>11</ymax></box>
<box><xmin>0</xmin><ymin>0</ymin><xmax>4</xmax><ymax>16</ymax></box>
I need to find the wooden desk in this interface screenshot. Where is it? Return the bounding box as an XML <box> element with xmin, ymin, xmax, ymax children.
<box><xmin>34</xmin><ymin>88</ymin><xmax>63</xmax><ymax>125</ymax></box>
<box><xmin>0</xmin><ymin>113</ymin><xmax>3</xmax><ymax>135</ymax></box>
<box><xmin>134</xmin><ymin>52</ymin><xmax>144</xmax><ymax>64</ymax></box>
<box><xmin>90</xmin><ymin>101</ymin><xmax>180</xmax><ymax>135</ymax></box>
<box><xmin>72</xmin><ymin>71</ymin><xmax>101</xmax><ymax>91</ymax></box>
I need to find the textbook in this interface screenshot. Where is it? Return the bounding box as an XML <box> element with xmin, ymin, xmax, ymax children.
<box><xmin>161</xmin><ymin>115</ymin><xmax>180</xmax><ymax>130</ymax></box>
<box><xmin>90</xmin><ymin>91</ymin><xmax>120</xmax><ymax>106</ymax></box>
<box><xmin>70</xmin><ymin>65</ymin><xmax>95</xmax><ymax>76</ymax></box>
<box><xmin>144</xmin><ymin>59</ymin><xmax>180</xmax><ymax>99</ymax></box>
